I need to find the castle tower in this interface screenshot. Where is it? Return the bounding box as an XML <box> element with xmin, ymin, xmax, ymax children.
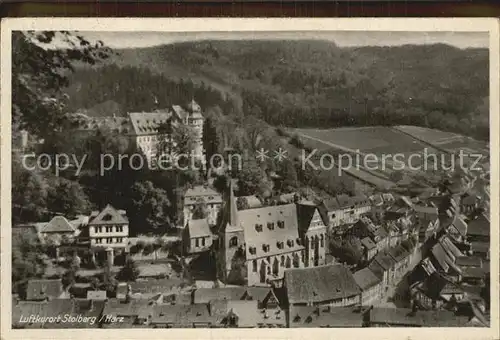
<box><xmin>187</xmin><ymin>99</ymin><xmax>205</xmax><ymax>162</ymax></box>
<box><xmin>217</xmin><ymin>180</ymin><xmax>245</xmax><ymax>283</ymax></box>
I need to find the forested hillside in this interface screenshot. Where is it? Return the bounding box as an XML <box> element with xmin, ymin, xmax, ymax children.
<box><xmin>66</xmin><ymin>40</ymin><xmax>489</xmax><ymax>140</ymax></box>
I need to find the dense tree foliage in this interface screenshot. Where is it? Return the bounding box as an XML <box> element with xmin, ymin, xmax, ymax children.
<box><xmin>12</xmin><ymin>31</ymin><xmax>111</xmax><ymax>137</ymax></box>
<box><xmin>12</xmin><ymin>231</ymin><xmax>47</xmax><ymax>298</ymax></box>
<box><xmin>77</xmin><ymin>40</ymin><xmax>488</xmax><ymax>141</ymax></box>
<box><xmin>116</xmin><ymin>259</ymin><xmax>140</xmax><ymax>282</ymax></box>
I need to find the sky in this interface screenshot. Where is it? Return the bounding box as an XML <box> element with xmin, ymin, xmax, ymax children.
<box><xmin>75</xmin><ymin>31</ymin><xmax>489</xmax><ymax>49</ymax></box>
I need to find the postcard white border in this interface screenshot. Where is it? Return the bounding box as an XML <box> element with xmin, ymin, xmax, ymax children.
<box><xmin>1</xmin><ymin>17</ymin><xmax>499</xmax><ymax>340</ymax></box>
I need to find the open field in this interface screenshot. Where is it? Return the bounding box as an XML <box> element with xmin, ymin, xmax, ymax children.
<box><xmin>395</xmin><ymin>125</ymin><xmax>489</xmax><ymax>156</ymax></box>
<box><xmin>290</xmin><ymin>126</ymin><xmax>487</xmax><ymax>172</ymax></box>
<box><xmin>292</xmin><ymin>126</ymin><xmax>430</xmax><ymax>155</ymax></box>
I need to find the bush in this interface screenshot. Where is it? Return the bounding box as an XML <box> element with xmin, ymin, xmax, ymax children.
<box><xmin>136</xmin><ymin>241</ymin><xmax>146</xmax><ymax>251</ymax></box>
<box><xmin>116</xmin><ymin>259</ymin><xmax>140</xmax><ymax>282</ymax></box>
<box><xmin>143</xmin><ymin>243</ymin><xmax>154</xmax><ymax>256</ymax></box>
<box><xmin>289</xmin><ymin>134</ymin><xmax>305</xmax><ymax>149</ymax></box>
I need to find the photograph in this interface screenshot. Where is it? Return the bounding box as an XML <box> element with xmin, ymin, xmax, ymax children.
<box><xmin>1</xmin><ymin>18</ymin><xmax>498</xmax><ymax>338</ymax></box>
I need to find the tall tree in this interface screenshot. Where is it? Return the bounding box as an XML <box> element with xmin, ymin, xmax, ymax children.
<box><xmin>12</xmin><ymin>31</ymin><xmax>111</xmax><ymax>138</ymax></box>
<box><xmin>46</xmin><ymin>177</ymin><xmax>92</xmax><ymax>218</ymax></box>
<box><xmin>127</xmin><ymin>181</ymin><xmax>172</xmax><ymax>235</ymax></box>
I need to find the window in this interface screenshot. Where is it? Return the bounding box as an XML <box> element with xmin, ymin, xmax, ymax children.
<box><xmin>267</xmin><ymin>222</ymin><xmax>275</xmax><ymax>230</ymax></box>
<box><xmin>249</xmin><ymin>247</ymin><xmax>257</xmax><ymax>255</ymax></box>
<box><xmin>96</xmin><ymin>227</ymin><xmax>102</xmax><ymax>233</ymax></box>
<box><xmin>196</xmin><ymin>239</ymin><xmax>200</xmax><ymax>247</ymax></box>
<box><xmin>253</xmin><ymin>260</ymin><xmax>258</xmax><ymax>272</ymax></box>
<box><xmin>96</xmin><ymin>238</ymin><xmax>102</xmax><ymax>244</ymax></box>
<box><xmin>102</xmin><ymin>214</ymin><xmax>113</xmax><ymax>221</ymax></box>
<box><xmin>116</xmin><ymin>226</ymin><xmax>123</xmax><ymax>232</ymax></box>
<box><xmin>287</xmin><ymin>240</ymin><xmax>295</xmax><ymax>248</ymax></box>
<box><xmin>280</xmin><ymin>256</ymin><xmax>285</xmax><ymax>266</ymax></box>
<box><xmin>202</xmin><ymin>238</ymin><xmax>206</xmax><ymax>246</ymax></box>
<box><xmin>116</xmin><ymin>237</ymin><xmax>123</xmax><ymax>243</ymax></box>
<box><xmin>106</xmin><ymin>238</ymin><xmax>113</xmax><ymax>244</ymax></box>
<box><xmin>255</xmin><ymin>224</ymin><xmax>263</xmax><ymax>232</ymax></box>
<box><xmin>229</xmin><ymin>237</ymin><xmax>238</xmax><ymax>247</ymax></box>
<box><xmin>277</xmin><ymin>241</ymin><xmax>284</xmax><ymax>249</ymax></box>
<box><xmin>262</xmin><ymin>244</ymin><xmax>270</xmax><ymax>252</ymax></box>
<box><xmin>106</xmin><ymin>226</ymin><xmax>112</xmax><ymax>233</ymax></box>
<box><xmin>320</xmin><ymin>235</ymin><xmax>324</xmax><ymax>248</ymax></box>
<box><xmin>277</xmin><ymin>221</ymin><xmax>285</xmax><ymax>229</ymax></box>
<box><xmin>331</xmin><ymin>213</ymin><xmax>336</xmax><ymax>218</ymax></box>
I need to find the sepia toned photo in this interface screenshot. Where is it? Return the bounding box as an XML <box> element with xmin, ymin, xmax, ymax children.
<box><xmin>1</xmin><ymin>18</ymin><xmax>498</xmax><ymax>340</ymax></box>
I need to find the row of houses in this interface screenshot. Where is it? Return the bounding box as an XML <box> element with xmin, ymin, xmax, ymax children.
<box><xmin>14</xmin><ymin>296</ymin><xmax>480</xmax><ymax>328</ymax></box>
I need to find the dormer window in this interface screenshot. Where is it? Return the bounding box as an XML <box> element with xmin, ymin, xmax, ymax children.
<box><xmin>255</xmin><ymin>224</ymin><xmax>263</xmax><ymax>232</ymax></box>
<box><xmin>102</xmin><ymin>214</ymin><xmax>113</xmax><ymax>221</ymax></box>
<box><xmin>267</xmin><ymin>222</ymin><xmax>275</xmax><ymax>230</ymax></box>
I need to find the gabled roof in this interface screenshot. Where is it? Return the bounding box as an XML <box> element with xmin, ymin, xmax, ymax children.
<box><xmin>284</xmin><ymin>264</ymin><xmax>361</xmax><ymax>304</ymax></box>
<box><xmin>388</xmin><ymin>245</ymin><xmax>410</xmax><ymax>263</ymax></box>
<box><xmin>150</xmin><ymin>303</ymin><xmax>212</xmax><ymax>326</ymax></box>
<box><xmin>449</xmin><ymin>216</ymin><xmax>468</xmax><ymax>237</ymax></box>
<box><xmin>194</xmin><ymin>287</ymin><xmax>246</xmax><ymax>304</ymax></box>
<box><xmin>360</xmin><ymin>237</ymin><xmax>376</xmax><ymax>251</ymax></box>
<box><xmin>455</xmin><ymin>256</ymin><xmax>483</xmax><ymax>268</ymax></box>
<box><xmin>353</xmin><ymin>267</ymin><xmax>382</xmax><ymax>291</ymax></box>
<box><xmin>187</xmin><ymin>219</ymin><xmax>211</xmax><ymax>238</ymax></box>
<box><xmin>184</xmin><ymin>186</ymin><xmax>222</xmax><ymax>205</ymax></box>
<box><xmin>225</xmin><ymin>300</ymin><xmax>261</xmax><ymax>328</ymax></box>
<box><xmin>240</xmin><ymin>203</ymin><xmax>303</xmax><ymax>259</ymax></box>
<box><xmin>41</xmin><ymin>216</ymin><xmax>75</xmax><ymax>234</ymax></box>
<box><xmin>289</xmin><ymin>306</ymin><xmax>363</xmax><ymax>328</ymax></box>
<box><xmin>369</xmin><ymin>307</ymin><xmax>469</xmax><ymax>327</ymax></box>
<box><xmin>89</xmin><ymin>204</ymin><xmax>128</xmax><ymax>225</ymax></box>
<box><xmin>102</xmin><ymin>298</ymin><xmax>154</xmax><ymax>319</ymax></box>
<box><xmin>470</xmin><ymin>241</ymin><xmax>489</xmax><ymax>253</ymax></box>
<box><xmin>372</xmin><ymin>252</ymin><xmax>396</xmax><ymax>271</ymax></box>
<box><xmin>413</xmin><ymin>205</ymin><xmax>439</xmax><ymax>216</ymax></box>
<box><xmin>467</xmin><ymin>214</ymin><xmax>490</xmax><ymax>237</ymax></box>
<box><xmin>296</xmin><ymin>204</ymin><xmax>327</xmax><ymax>237</ymax></box>
<box><xmin>128</xmin><ymin>111</ymin><xmax>175</xmax><ymax>136</ymax></box>
<box><xmin>26</xmin><ymin>279</ymin><xmax>63</xmax><ymax>301</ymax></box>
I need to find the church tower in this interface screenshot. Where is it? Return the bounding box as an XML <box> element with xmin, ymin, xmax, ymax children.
<box><xmin>217</xmin><ymin>180</ymin><xmax>245</xmax><ymax>283</ymax></box>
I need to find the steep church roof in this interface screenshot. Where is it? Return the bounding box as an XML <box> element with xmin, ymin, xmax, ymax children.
<box><xmin>220</xmin><ymin>181</ymin><xmax>242</xmax><ymax>233</ymax></box>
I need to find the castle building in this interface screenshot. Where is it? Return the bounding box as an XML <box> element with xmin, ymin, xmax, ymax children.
<box><xmin>68</xmin><ymin>99</ymin><xmax>205</xmax><ymax>165</ymax></box>
<box><xmin>217</xmin><ymin>182</ymin><xmax>327</xmax><ymax>287</ymax></box>
<box><xmin>128</xmin><ymin>99</ymin><xmax>205</xmax><ymax>164</ymax></box>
